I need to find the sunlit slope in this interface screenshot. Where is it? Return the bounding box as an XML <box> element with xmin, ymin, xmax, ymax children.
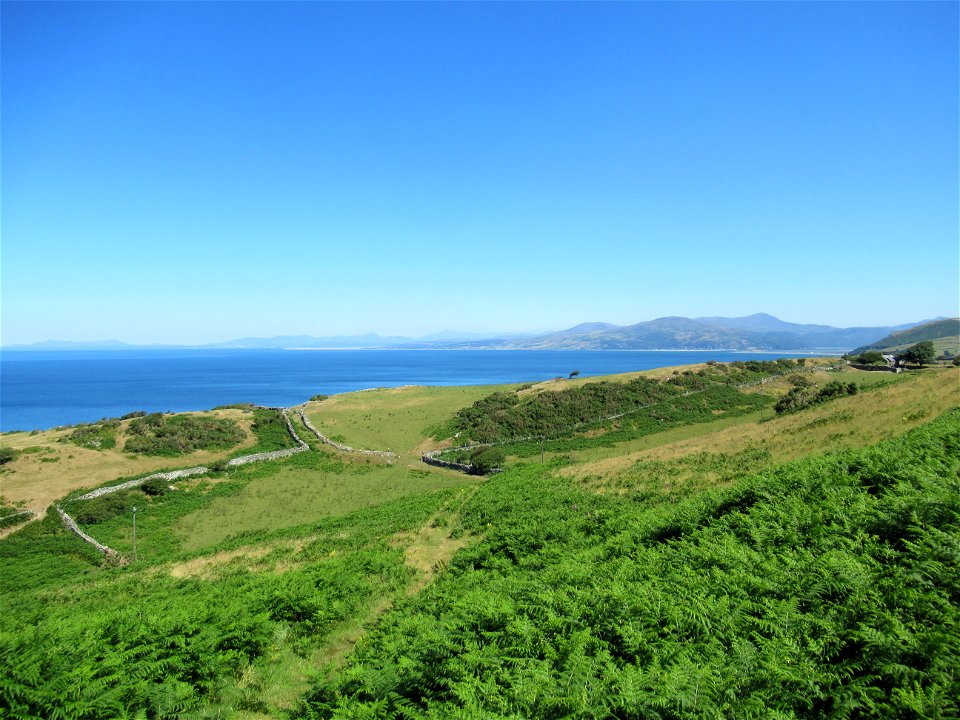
<box><xmin>562</xmin><ymin>365</ymin><xmax>959</xmax><ymax>497</ymax></box>
<box><xmin>302</xmin><ymin>383</ymin><xmax>521</xmax><ymax>459</ymax></box>
<box><xmin>0</xmin><ymin>408</ymin><xmax>258</xmax><ymax>516</ymax></box>
<box><xmin>294</xmin><ymin>409</ymin><xmax>960</xmax><ymax>719</ymax></box>
<box><xmin>2</xmin><ymin>360</ymin><xmax>957</xmax><ymax>720</ymax></box>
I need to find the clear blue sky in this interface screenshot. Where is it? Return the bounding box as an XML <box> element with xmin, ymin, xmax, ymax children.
<box><xmin>2</xmin><ymin>1</ymin><xmax>957</xmax><ymax>345</ymax></box>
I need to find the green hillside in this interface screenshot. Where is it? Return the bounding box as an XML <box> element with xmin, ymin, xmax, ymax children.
<box><xmin>852</xmin><ymin>317</ymin><xmax>960</xmax><ymax>356</ymax></box>
<box><xmin>1</xmin><ymin>362</ymin><xmax>957</xmax><ymax>719</ymax></box>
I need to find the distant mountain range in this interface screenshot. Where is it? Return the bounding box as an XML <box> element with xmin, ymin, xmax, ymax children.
<box><xmin>3</xmin><ymin>313</ymin><xmax>949</xmax><ymax>353</ymax></box>
<box><xmin>452</xmin><ymin>314</ymin><xmax>940</xmax><ymax>352</ymax></box>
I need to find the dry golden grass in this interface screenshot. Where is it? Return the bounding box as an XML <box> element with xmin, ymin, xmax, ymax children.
<box><xmin>0</xmin><ymin>408</ymin><xmax>257</xmax><ymax>515</ymax></box>
<box><xmin>561</xmin><ymin>366</ymin><xmax>959</xmax><ymax>485</ymax></box>
<box><xmin>168</xmin><ymin>545</ymin><xmax>274</xmax><ymax>579</ymax></box>
<box><xmin>393</xmin><ymin>521</ymin><xmax>472</xmax><ymax>595</ymax></box>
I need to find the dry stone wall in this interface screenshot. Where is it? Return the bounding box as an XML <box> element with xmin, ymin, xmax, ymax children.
<box><xmin>421</xmin><ymin>448</ymin><xmax>476</xmax><ymax>474</ymax></box>
<box><xmin>226</xmin><ymin>409</ymin><xmax>308</xmax><ymax>465</ymax></box>
<box><xmin>74</xmin><ymin>467</ymin><xmax>210</xmax><ymax>501</ymax></box>
<box><xmin>56</xmin><ymin>506</ymin><xmax>117</xmax><ymax>556</ymax></box>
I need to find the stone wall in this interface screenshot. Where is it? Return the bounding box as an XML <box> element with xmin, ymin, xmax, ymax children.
<box><xmin>848</xmin><ymin>363</ymin><xmax>900</xmax><ymax>373</ymax></box>
<box><xmin>55</xmin><ymin>505</ymin><xmax>117</xmax><ymax>556</ymax></box>
<box><xmin>421</xmin><ymin>448</ymin><xmax>477</xmax><ymax>474</ymax></box>
<box><xmin>226</xmin><ymin>409</ymin><xmax>309</xmax><ymax>465</ymax></box>
<box><xmin>72</xmin><ymin>409</ymin><xmax>307</xmax><ymax>499</ymax></box>
<box><xmin>74</xmin><ymin>466</ymin><xmax>210</xmax><ymax>501</ymax></box>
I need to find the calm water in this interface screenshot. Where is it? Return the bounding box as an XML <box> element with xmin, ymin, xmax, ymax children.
<box><xmin>0</xmin><ymin>349</ymin><xmax>812</xmax><ymax>432</ymax></box>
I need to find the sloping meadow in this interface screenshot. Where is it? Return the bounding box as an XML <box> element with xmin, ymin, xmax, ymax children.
<box><xmin>297</xmin><ymin>409</ymin><xmax>960</xmax><ymax>719</ymax></box>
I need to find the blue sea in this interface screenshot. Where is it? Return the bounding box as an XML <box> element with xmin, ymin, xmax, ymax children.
<box><xmin>0</xmin><ymin>349</ymin><xmax>814</xmax><ymax>432</ymax></box>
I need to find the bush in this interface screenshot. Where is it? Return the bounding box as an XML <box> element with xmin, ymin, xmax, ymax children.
<box><xmin>452</xmin><ymin>361</ymin><xmax>799</xmax><ymax>444</ymax></box>
<box><xmin>124</xmin><ymin>414</ymin><xmax>244</xmax><ymax>456</ymax></box>
<box><xmin>140</xmin><ymin>477</ymin><xmax>171</xmax><ymax>496</ymax></box>
<box><xmin>469</xmin><ymin>447</ymin><xmax>505</xmax><ymax>474</ymax></box>
<box><xmin>0</xmin><ymin>447</ymin><xmax>18</xmax><ymax>465</ymax></box>
<box><xmin>66</xmin><ymin>421</ymin><xmax>119</xmax><ymax>450</ymax></box>
<box><xmin>855</xmin><ymin>350</ymin><xmax>885</xmax><ymax>365</ymax></box>
<box><xmin>775</xmin><ymin>380</ymin><xmax>857</xmax><ymax>414</ymax></box>
<box><xmin>70</xmin><ymin>491</ymin><xmax>134</xmax><ymax>525</ymax></box>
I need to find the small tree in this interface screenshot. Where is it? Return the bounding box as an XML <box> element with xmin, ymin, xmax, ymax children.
<box><xmin>469</xmin><ymin>446</ymin><xmax>505</xmax><ymax>474</ymax></box>
<box><xmin>569</xmin><ymin>370</ymin><xmax>580</xmax><ymax>379</ymax></box>
<box><xmin>900</xmin><ymin>341</ymin><xmax>936</xmax><ymax>367</ymax></box>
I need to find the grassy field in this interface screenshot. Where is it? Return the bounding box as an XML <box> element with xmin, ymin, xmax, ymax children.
<box><xmin>174</xmin><ymin>451</ymin><xmax>482</xmax><ymax>552</ymax></box>
<box><xmin>302</xmin><ymin>383</ymin><xmax>521</xmax><ymax>458</ymax></box>
<box><xmin>0</xmin><ymin>408</ymin><xmax>258</xmax><ymax>517</ymax></box>
<box><xmin>3</xmin><ymin>358</ymin><xmax>957</xmax><ymax>720</ymax></box>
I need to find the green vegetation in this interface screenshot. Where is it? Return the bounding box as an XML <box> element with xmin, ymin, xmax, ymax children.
<box><xmin>452</xmin><ymin>360</ymin><xmax>801</xmax><ymax>444</ymax></box>
<box><xmin>853</xmin><ymin>349</ymin><xmax>886</xmax><ymax>365</ymax></box>
<box><xmin>441</xmin><ymin>376</ymin><xmax>773</xmax><ymax>465</ymax></box>
<box><xmin>1</xmin><ymin>360</ymin><xmax>956</xmax><ymax>719</ymax></box>
<box><xmin>0</xmin><ymin>488</ymin><xmax>453</xmax><ymax>720</ymax></box>
<box><xmin>123</xmin><ymin>413</ymin><xmax>246</xmax><ymax>456</ymax></box>
<box><xmin>0</xmin><ymin>504</ymin><xmax>31</xmax><ymax>530</ymax></box>
<box><xmin>775</xmin><ymin>379</ymin><xmax>858</xmax><ymax>415</ymax></box>
<box><xmin>466</xmin><ymin>446</ymin><xmax>505</xmax><ymax>474</ymax></box>
<box><xmin>243</xmin><ymin>407</ymin><xmax>295</xmax><ymax>454</ymax></box>
<box><xmin>66</xmin><ymin>419</ymin><xmax>119</xmax><ymax>450</ymax></box>
<box><xmin>899</xmin><ymin>340</ymin><xmax>936</xmax><ymax>368</ymax></box>
<box><xmin>296</xmin><ymin>410</ymin><xmax>960</xmax><ymax>719</ymax></box>
<box><xmin>0</xmin><ymin>446</ymin><xmax>18</xmax><ymax>465</ymax></box>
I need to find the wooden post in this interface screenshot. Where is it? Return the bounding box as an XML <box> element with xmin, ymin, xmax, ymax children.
<box><xmin>132</xmin><ymin>506</ymin><xmax>137</xmax><ymax>563</ymax></box>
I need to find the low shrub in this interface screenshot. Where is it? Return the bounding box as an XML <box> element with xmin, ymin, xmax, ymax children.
<box><xmin>124</xmin><ymin>414</ymin><xmax>244</xmax><ymax>456</ymax></box>
<box><xmin>140</xmin><ymin>477</ymin><xmax>171</xmax><ymax>496</ymax></box>
<box><xmin>66</xmin><ymin>420</ymin><xmax>119</xmax><ymax>450</ymax></box>
<box><xmin>70</xmin><ymin>491</ymin><xmax>135</xmax><ymax>525</ymax></box>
